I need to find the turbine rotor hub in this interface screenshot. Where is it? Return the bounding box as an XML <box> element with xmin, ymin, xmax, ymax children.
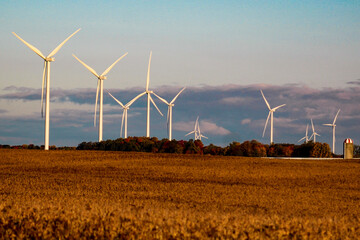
<box><xmin>45</xmin><ymin>57</ymin><xmax>55</xmax><ymax>62</ymax></box>
<box><xmin>99</xmin><ymin>76</ymin><xmax>107</xmax><ymax>80</ymax></box>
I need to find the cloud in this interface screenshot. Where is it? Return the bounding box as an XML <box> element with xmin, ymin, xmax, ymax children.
<box><xmin>347</xmin><ymin>79</ymin><xmax>360</xmax><ymax>85</ymax></box>
<box><xmin>200</xmin><ymin>120</ymin><xmax>231</xmax><ymax>135</ymax></box>
<box><xmin>173</xmin><ymin>120</ymin><xmax>231</xmax><ymax>136</ymax></box>
<box><xmin>241</xmin><ymin>118</ymin><xmax>251</xmax><ymax>125</ymax></box>
<box><xmin>0</xmin><ymin>83</ymin><xmax>359</xmax><ymax>151</ymax></box>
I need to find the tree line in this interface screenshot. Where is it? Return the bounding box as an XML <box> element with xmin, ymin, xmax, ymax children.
<box><xmin>76</xmin><ymin>137</ymin><xmax>337</xmax><ymax>158</ymax></box>
<box><xmin>2</xmin><ymin>138</ymin><xmax>358</xmax><ymax>158</ymax></box>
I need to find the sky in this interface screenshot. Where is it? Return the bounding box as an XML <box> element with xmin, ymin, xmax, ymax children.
<box><xmin>0</xmin><ymin>1</ymin><xmax>359</xmax><ymax>153</ymax></box>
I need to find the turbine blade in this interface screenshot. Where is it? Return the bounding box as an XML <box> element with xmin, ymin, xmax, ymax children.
<box><xmin>323</xmin><ymin>124</ymin><xmax>333</xmax><ymax>127</ymax></box>
<box><xmin>146</xmin><ymin>51</ymin><xmax>152</xmax><ymax>91</ymax></box>
<box><xmin>311</xmin><ymin>119</ymin><xmax>315</xmax><ymax>132</ymax></box>
<box><xmin>41</xmin><ymin>61</ymin><xmax>46</xmax><ymax>118</ymax></box>
<box><xmin>260</xmin><ymin>90</ymin><xmax>271</xmax><ymax>110</ymax></box>
<box><xmin>101</xmin><ymin>52</ymin><xmax>128</xmax><ymax>76</ymax></box>
<box><xmin>262</xmin><ymin>111</ymin><xmax>271</xmax><ymax>138</ymax></box>
<box><xmin>126</xmin><ymin>92</ymin><xmax>146</xmax><ymax>107</ymax></box>
<box><xmin>167</xmin><ymin>107</ymin><xmax>170</xmax><ymax>135</ymax></box>
<box><xmin>185</xmin><ymin>131</ymin><xmax>195</xmax><ymax>136</ymax></box>
<box><xmin>298</xmin><ymin>136</ymin><xmax>306</xmax><ymax>142</ymax></box>
<box><xmin>149</xmin><ymin>94</ymin><xmax>163</xmax><ymax>116</ymax></box>
<box><xmin>273</xmin><ymin>104</ymin><xmax>286</xmax><ymax>111</ymax></box>
<box><xmin>94</xmin><ymin>80</ymin><xmax>100</xmax><ymax>127</ymax></box>
<box><xmin>48</xmin><ymin>28</ymin><xmax>81</xmax><ymax>57</ymax></box>
<box><xmin>120</xmin><ymin>110</ymin><xmax>125</xmax><ymax>138</ymax></box>
<box><xmin>73</xmin><ymin>54</ymin><xmax>100</xmax><ymax>78</ymax></box>
<box><xmin>167</xmin><ymin>107</ymin><xmax>170</xmax><ymax>125</ymax></box>
<box><xmin>201</xmin><ymin>135</ymin><xmax>208</xmax><ymax>139</ymax></box>
<box><xmin>333</xmin><ymin>109</ymin><xmax>341</xmax><ymax>124</ymax></box>
<box><xmin>152</xmin><ymin>92</ymin><xmax>169</xmax><ymax>105</ymax></box>
<box><xmin>107</xmin><ymin>91</ymin><xmax>125</xmax><ymax>108</ymax></box>
<box><xmin>170</xmin><ymin>87</ymin><xmax>186</xmax><ymax>104</ymax></box>
<box><xmin>12</xmin><ymin>32</ymin><xmax>46</xmax><ymax>59</ymax></box>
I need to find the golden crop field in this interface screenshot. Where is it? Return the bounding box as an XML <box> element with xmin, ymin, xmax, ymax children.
<box><xmin>1</xmin><ymin>149</ymin><xmax>360</xmax><ymax>239</ymax></box>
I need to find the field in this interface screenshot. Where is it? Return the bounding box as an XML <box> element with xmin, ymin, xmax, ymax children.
<box><xmin>1</xmin><ymin>149</ymin><xmax>360</xmax><ymax>239</ymax></box>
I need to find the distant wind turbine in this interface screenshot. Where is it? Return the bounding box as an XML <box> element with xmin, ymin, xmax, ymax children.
<box><xmin>107</xmin><ymin>91</ymin><xmax>146</xmax><ymax>138</ymax></box>
<box><xmin>185</xmin><ymin>116</ymin><xmax>208</xmax><ymax>141</ymax></box>
<box><xmin>298</xmin><ymin>124</ymin><xmax>309</xmax><ymax>143</ymax></box>
<box><xmin>140</xmin><ymin>51</ymin><xmax>163</xmax><ymax>137</ymax></box>
<box><xmin>73</xmin><ymin>52</ymin><xmax>128</xmax><ymax>142</ymax></box>
<box><xmin>260</xmin><ymin>90</ymin><xmax>286</xmax><ymax>145</ymax></box>
<box><xmin>323</xmin><ymin>109</ymin><xmax>341</xmax><ymax>154</ymax></box>
<box><xmin>12</xmin><ymin>28</ymin><xmax>81</xmax><ymax>150</ymax></box>
<box><xmin>309</xmin><ymin>119</ymin><xmax>320</xmax><ymax>143</ymax></box>
<box><xmin>153</xmin><ymin>87</ymin><xmax>186</xmax><ymax>140</ymax></box>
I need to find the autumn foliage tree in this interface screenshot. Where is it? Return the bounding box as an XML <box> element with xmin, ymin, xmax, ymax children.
<box><xmin>76</xmin><ymin>137</ymin><xmax>332</xmax><ymax>158</ymax></box>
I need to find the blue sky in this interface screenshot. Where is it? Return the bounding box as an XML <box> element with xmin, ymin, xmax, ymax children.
<box><xmin>0</xmin><ymin>1</ymin><xmax>359</xmax><ymax>153</ymax></box>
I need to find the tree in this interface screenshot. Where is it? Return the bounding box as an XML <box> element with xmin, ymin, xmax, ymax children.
<box><xmin>353</xmin><ymin>145</ymin><xmax>360</xmax><ymax>158</ymax></box>
<box><xmin>226</xmin><ymin>142</ymin><xmax>243</xmax><ymax>156</ymax></box>
<box><xmin>310</xmin><ymin>142</ymin><xmax>331</xmax><ymax>158</ymax></box>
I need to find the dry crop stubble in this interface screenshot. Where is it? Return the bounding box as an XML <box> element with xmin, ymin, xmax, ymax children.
<box><xmin>1</xmin><ymin>149</ymin><xmax>360</xmax><ymax>238</ymax></box>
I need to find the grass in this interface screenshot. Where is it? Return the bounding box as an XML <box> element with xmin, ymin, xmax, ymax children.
<box><xmin>1</xmin><ymin>149</ymin><xmax>360</xmax><ymax>239</ymax></box>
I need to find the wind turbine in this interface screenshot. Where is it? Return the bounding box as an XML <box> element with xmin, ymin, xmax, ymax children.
<box><xmin>73</xmin><ymin>52</ymin><xmax>128</xmax><ymax>142</ymax></box>
<box><xmin>298</xmin><ymin>124</ymin><xmax>309</xmax><ymax>143</ymax></box>
<box><xmin>323</xmin><ymin>109</ymin><xmax>341</xmax><ymax>154</ymax></box>
<box><xmin>185</xmin><ymin>116</ymin><xmax>208</xmax><ymax>141</ymax></box>
<box><xmin>309</xmin><ymin>118</ymin><xmax>320</xmax><ymax>143</ymax></box>
<box><xmin>12</xmin><ymin>28</ymin><xmax>81</xmax><ymax>150</ymax></box>
<box><xmin>153</xmin><ymin>87</ymin><xmax>186</xmax><ymax>140</ymax></box>
<box><xmin>196</xmin><ymin>118</ymin><xmax>208</xmax><ymax>141</ymax></box>
<box><xmin>260</xmin><ymin>90</ymin><xmax>286</xmax><ymax>145</ymax></box>
<box><xmin>107</xmin><ymin>91</ymin><xmax>146</xmax><ymax>138</ymax></box>
<box><xmin>140</xmin><ymin>51</ymin><xmax>163</xmax><ymax>137</ymax></box>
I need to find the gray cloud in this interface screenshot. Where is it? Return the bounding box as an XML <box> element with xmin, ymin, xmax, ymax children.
<box><xmin>0</xmin><ymin>84</ymin><xmax>359</xmax><ymax>152</ymax></box>
<box><xmin>347</xmin><ymin>79</ymin><xmax>360</xmax><ymax>85</ymax></box>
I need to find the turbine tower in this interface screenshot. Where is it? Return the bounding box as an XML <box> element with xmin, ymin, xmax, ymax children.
<box><xmin>298</xmin><ymin>124</ymin><xmax>309</xmax><ymax>143</ymax></box>
<box><xmin>185</xmin><ymin>116</ymin><xmax>208</xmax><ymax>141</ymax></box>
<box><xmin>140</xmin><ymin>51</ymin><xmax>163</xmax><ymax>137</ymax></box>
<box><xmin>107</xmin><ymin>91</ymin><xmax>146</xmax><ymax>138</ymax></box>
<box><xmin>153</xmin><ymin>87</ymin><xmax>186</xmax><ymax>140</ymax></box>
<box><xmin>73</xmin><ymin>53</ymin><xmax>128</xmax><ymax>142</ymax></box>
<box><xmin>323</xmin><ymin>109</ymin><xmax>341</xmax><ymax>154</ymax></box>
<box><xmin>260</xmin><ymin>90</ymin><xmax>286</xmax><ymax>145</ymax></box>
<box><xmin>12</xmin><ymin>29</ymin><xmax>81</xmax><ymax>150</ymax></box>
<box><xmin>309</xmin><ymin>118</ymin><xmax>320</xmax><ymax>143</ymax></box>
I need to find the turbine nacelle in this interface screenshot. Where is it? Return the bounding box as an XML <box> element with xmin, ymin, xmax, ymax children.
<box><xmin>45</xmin><ymin>57</ymin><xmax>55</xmax><ymax>62</ymax></box>
<box><xmin>98</xmin><ymin>76</ymin><xmax>107</xmax><ymax>80</ymax></box>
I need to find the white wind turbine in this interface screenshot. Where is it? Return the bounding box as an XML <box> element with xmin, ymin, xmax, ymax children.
<box><xmin>153</xmin><ymin>87</ymin><xmax>186</xmax><ymax>140</ymax></box>
<box><xmin>260</xmin><ymin>90</ymin><xmax>286</xmax><ymax>145</ymax></box>
<box><xmin>323</xmin><ymin>109</ymin><xmax>341</xmax><ymax>154</ymax></box>
<box><xmin>298</xmin><ymin>124</ymin><xmax>309</xmax><ymax>143</ymax></box>
<box><xmin>140</xmin><ymin>51</ymin><xmax>163</xmax><ymax>137</ymax></box>
<box><xmin>12</xmin><ymin>28</ymin><xmax>81</xmax><ymax>150</ymax></box>
<box><xmin>73</xmin><ymin>53</ymin><xmax>128</xmax><ymax>142</ymax></box>
<box><xmin>309</xmin><ymin>118</ymin><xmax>320</xmax><ymax>143</ymax></box>
<box><xmin>185</xmin><ymin>116</ymin><xmax>208</xmax><ymax>141</ymax></box>
<box><xmin>107</xmin><ymin>91</ymin><xmax>146</xmax><ymax>138</ymax></box>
